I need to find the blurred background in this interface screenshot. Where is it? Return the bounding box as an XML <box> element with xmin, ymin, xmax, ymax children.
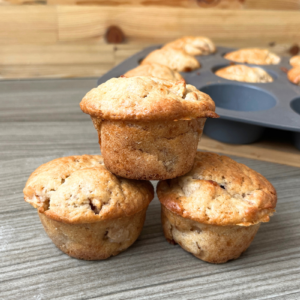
<box><xmin>1</xmin><ymin>0</ymin><xmax>300</xmax><ymax>167</ymax></box>
<box><xmin>1</xmin><ymin>0</ymin><xmax>300</xmax><ymax>80</ymax></box>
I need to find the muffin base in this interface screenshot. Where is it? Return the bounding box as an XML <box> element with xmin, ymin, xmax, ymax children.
<box><xmin>95</xmin><ymin>119</ymin><xmax>205</xmax><ymax>180</ymax></box>
<box><xmin>39</xmin><ymin>208</ymin><xmax>147</xmax><ymax>260</ymax></box>
<box><xmin>161</xmin><ymin>206</ymin><xmax>260</xmax><ymax>264</ymax></box>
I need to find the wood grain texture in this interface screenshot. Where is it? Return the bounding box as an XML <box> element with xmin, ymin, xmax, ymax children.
<box><xmin>0</xmin><ymin>44</ymin><xmax>295</xmax><ymax>79</ymax></box>
<box><xmin>0</xmin><ymin>6</ymin><xmax>57</xmax><ymax>44</ymax></box>
<box><xmin>1</xmin><ymin>5</ymin><xmax>300</xmax><ymax>79</ymax></box>
<box><xmin>57</xmin><ymin>6</ymin><xmax>300</xmax><ymax>43</ymax></box>
<box><xmin>1</xmin><ymin>78</ymin><xmax>300</xmax><ymax>167</ymax></box>
<box><xmin>0</xmin><ymin>44</ymin><xmax>148</xmax><ymax>79</ymax></box>
<box><xmin>3</xmin><ymin>6</ymin><xmax>300</xmax><ymax>45</ymax></box>
<box><xmin>2</xmin><ymin>0</ymin><xmax>300</xmax><ymax>10</ymax></box>
<box><xmin>199</xmin><ymin>134</ymin><xmax>300</xmax><ymax>169</ymax></box>
<box><xmin>0</xmin><ymin>42</ymin><xmax>294</xmax><ymax>80</ymax></box>
<box><xmin>0</xmin><ymin>64</ymin><xmax>113</xmax><ymax>79</ymax></box>
<box><xmin>244</xmin><ymin>0</ymin><xmax>300</xmax><ymax>10</ymax></box>
<box><xmin>47</xmin><ymin>0</ymin><xmax>244</xmax><ymax>8</ymax></box>
<box><xmin>0</xmin><ymin>44</ymin><xmax>115</xmax><ymax>65</ymax></box>
<box><xmin>0</xmin><ymin>78</ymin><xmax>300</xmax><ymax>299</ymax></box>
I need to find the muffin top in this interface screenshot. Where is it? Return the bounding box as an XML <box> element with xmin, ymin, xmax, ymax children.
<box><xmin>215</xmin><ymin>65</ymin><xmax>273</xmax><ymax>83</ymax></box>
<box><xmin>163</xmin><ymin>36</ymin><xmax>216</xmax><ymax>56</ymax></box>
<box><xmin>287</xmin><ymin>67</ymin><xmax>300</xmax><ymax>86</ymax></box>
<box><xmin>141</xmin><ymin>48</ymin><xmax>200</xmax><ymax>72</ymax></box>
<box><xmin>80</xmin><ymin>77</ymin><xmax>217</xmax><ymax>121</ymax></box>
<box><xmin>157</xmin><ymin>152</ymin><xmax>277</xmax><ymax>226</ymax></box>
<box><xmin>124</xmin><ymin>63</ymin><xmax>183</xmax><ymax>81</ymax></box>
<box><xmin>23</xmin><ymin>155</ymin><xmax>154</xmax><ymax>224</ymax></box>
<box><xmin>290</xmin><ymin>55</ymin><xmax>300</xmax><ymax>67</ymax></box>
<box><xmin>224</xmin><ymin>48</ymin><xmax>280</xmax><ymax>65</ymax></box>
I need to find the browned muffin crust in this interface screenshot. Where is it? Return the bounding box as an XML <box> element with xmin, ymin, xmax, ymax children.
<box><xmin>163</xmin><ymin>36</ymin><xmax>216</xmax><ymax>56</ymax></box>
<box><xmin>224</xmin><ymin>48</ymin><xmax>280</xmax><ymax>65</ymax></box>
<box><xmin>162</xmin><ymin>206</ymin><xmax>260</xmax><ymax>263</ymax></box>
<box><xmin>124</xmin><ymin>63</ymin><xmax>183</xmax><ymax>81</ymax></box>
<box><xmin>290</xmin><ymin>55</ymin><xmax>300</xmax><ymax>67</ymax></box>
<box><xmin>157</xmin><ymin>152</ymin><xmax>277</xmax><ymax>226</ymax></box>
<box><xmin>24</xmin><ymin>155</ymin><xmax>154</xmax><ymax>224</ymax></box>
<box><xmin>100</xmin><ymin>119</ymin><xmax>205</xmax><ymax>180</ymax></box>
<box><xmin>141</xmin><ymin>48</ymin><xmax>200</xmax><ymax>72</ymax></box>
<box><xmin>80</xmin><ymin>77</ymin><xmax>217</xmax><ymax>122</ymax></box>
<box><xmin>287</xmin><ymin>66</ymin><xmax>300</xmax><ymax>86</ymax></box>
<box><xmin>39</xmin><ymin>209</ymin><xmax>147</xmax><ymax>260</ymax></box>
<box><xmin>215</xmin><ymin>65</ymin><xmax>273</xmax><ymax>83</ymax></box>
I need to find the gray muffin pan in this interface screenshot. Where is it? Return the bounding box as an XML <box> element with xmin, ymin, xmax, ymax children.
<box><xmin>97</xmin><ymin>45</ymin><xmax>300</xmax><ymax>149</ymax></box>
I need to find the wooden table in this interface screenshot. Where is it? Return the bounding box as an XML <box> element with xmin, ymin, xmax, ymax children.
<box><xmin>1</xmin><ymin>78</ymin><xmax>300</xmax><ymax>299</ymax></box>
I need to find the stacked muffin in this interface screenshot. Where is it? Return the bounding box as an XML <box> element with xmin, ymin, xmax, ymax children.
<box><xmin>23</xmin><ymin>36</ymin><xmax>277</xmax><ymax>263</ymax></box>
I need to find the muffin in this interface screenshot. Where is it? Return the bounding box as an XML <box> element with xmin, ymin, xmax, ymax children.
<box><xmin>163</xmin><ymin>36</ymin><xmax>216</xmax><ymax>56</ymax></box>
<box><xmin>141</xmin><ymin>48</ymin><xmax>200</xmax><ymax>72</ymax></box>
<box><xmin>157</xmin><ymin>152</ymin><xmax>277</xmax><ymax>263</ymax></box>
<box><xmin>290</xmin><ymin>55</ymin><xmax>300</xmax><ymax>67</ymax></box>
<box><xmin>23</xmin><ymin>155</ymin><xmax>154</xmax><ymax>260</ymax></box>
<box><xmin>124</xmin><ymin>63</ymin><xmax>183</xmax><ymax>81</ymax></box>
<box><xmin>224</xmin><ymin>48</ymin><xmax>280</xmax><ymax>65</ymax></box>
<box><xmin>80</xmin><ymin>77</ymin><xmax>218</xmax><ymax>180</ymax></box>
<box><xmin>215</xmin><ymin>65</ymin><xmax>273</xmax><ymax>83</ymax></box>
<box><xmin>287</xmin><ymin>67</ymin><xmax>300</xmax><ymax>86</ymax></box>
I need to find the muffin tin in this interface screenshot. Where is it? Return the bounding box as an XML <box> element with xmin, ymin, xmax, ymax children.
<box><xmin>97</xmin><ymin>45</ymin><xmax>300</xmax><ymax>149</ymax></box>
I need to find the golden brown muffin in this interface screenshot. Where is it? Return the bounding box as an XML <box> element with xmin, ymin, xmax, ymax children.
<box><xmin>163</xmin><ymin>36</ymin><xmax>216</xmax><ymax>56</ymax></box>
<box><xmin>23</xmin><ymin>155</ymin><xmax>154</xmax><ymax>260</ymax></box>
<box><xmin>287</xmin><ymin>66</ymin><xmax>300</xmax><ymax>86</ymax></box>
<box><xmin>215</xmin><ymin>65</ymin><xmax>273</xmax><ymax>83</ymax></box>
<box><xmin>290</xmin><ymin>55</ymin><xmax>300</xmax><ymax>67</ymax></box>
<box><xmin>224</xmin><ymin>48</ymin><xmax>280</xmax><ymax>65</ymax></box>
<box><xmin>124</xmin><ymin>63</ymin><xmax>183</xmax><ymax>81</ymax></box>
<box><xmin>157</xmin><ymin>152</ymin><xmax>277</xmax><ymax>264</ymax></box>
<box><xmin>141</xmin><ymin>48</ymin><xmax>200</xmax><ymax>72</ymax></box>
<box><xmin>80</xmin><ymin>76</ymin><xmax>218</xmax><ymax>180</ymax></box>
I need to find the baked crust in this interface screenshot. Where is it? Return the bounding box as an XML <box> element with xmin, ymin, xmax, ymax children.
<box><xmin>287</xmin><ymin>66</ymin><xmax>300</xmax><ymax>86</ymax></box>
<box><xmin>163</xmin><ymin>36</ymin><xmax>216</xmax><ymax>56</ymax></box>
<box><xmin>290</xmin><ymin>55</ymin><xmax>300</xmax><ymax>67</ymax></box>
<box><xmin>215</xmin><ymin>65</ymin><xmax>273</xmax><ymax>83</ymax></box>
<box><xmin>161</xmin><ymin>206</ymin><xmax>260</xmax><ymax>263</ymax></box>
<box><xmin>157</xmin><ymin>152</ymin><xmax>277</xmax><ymax>226</ymax></box>
<box><xmin>124</xmin><ymin>63</ymin><xmax>183</xmax><ymax>81</ymax></box>
<box><xmin>100</xmin><ymin>119</ymin><xmax>205</xmax><ymax>180</ymax></box>
<box><xmin>141</xmin><ymin>48</ymin><xmax>200</xmax><ymax>72</ymax></box>
<box><xmin>224</xmin><ymin>48</ymin><xmax>280</xmax><ymax>65</ymax></box>
<box><xmin>39</xmin><ymin>209</ymin><xmax>147</xmax><ymax>260</ymax></box>
<box><xmin>80</xmin><ymin>76</ymin><xmax>218</xmax><ymax>121</ymax></box>
<box><xmin>23</xmin><ymin>155</ymin><xmax>154</xmax><ymax>224</ymax></box>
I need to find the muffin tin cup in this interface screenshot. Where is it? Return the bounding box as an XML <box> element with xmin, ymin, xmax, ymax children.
<box><xmin>97</xmin><ymin>46</ymin><xmax>300</xmax><ymax>149</ymax></box>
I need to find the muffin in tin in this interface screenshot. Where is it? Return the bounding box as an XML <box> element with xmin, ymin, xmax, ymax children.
<box><xmin>224</xmin><ymin>48</ymin><xmax>280</xmax><ymax>65</ymax></box>
<box><xmin>124</xmin><ymin>63</ymin><xmax>183</xmax><ymax>81</ymax></box>
<box><xmin>163</xmin><ymin>36</ymin><xmax>216</xmax><ymax>56</ymax></box>
<box><xmin>141</xmin><ymin>47</ymin><xmax>200</xmax><ymax>72</ymax></box>
<box><xmin>23</xmin><ymin>155</ymin><xmax>154</xmax><ymax>260</ymax></box>
<box><xmin>215</xmin><ymin>65</ymin><xmax>273</xmax><ymax>83</ymax></box>
<box><xmin>287</xmin><ymin>67</ymin><xmax>300</xmax><ymax>86</ymax></box>
<box><xmin>290</xmin><ymin>55</ymin><xmax>300</xmax><ymax>67</ymax></box>
<box><xmin>80</xmin><ymin>76</ymin><xmax>217</xmax><ymax>180</ymax></box>
<box><xmin>157</xmin><ymin>152</ymin><xmax>277</xmax><ymax>263</ymax></box>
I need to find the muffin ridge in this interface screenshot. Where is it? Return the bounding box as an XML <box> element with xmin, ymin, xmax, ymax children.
<box><xmin>80</xmin><ymin>77</ymin><xmax>218</xmax><ymax>121</ymax></box>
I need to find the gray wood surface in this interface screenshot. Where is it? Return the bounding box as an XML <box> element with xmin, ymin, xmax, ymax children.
<box><xmin>0</xmin><ymin>79</ymin><xmax>300</xmax><ymax>300</ymax></box>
